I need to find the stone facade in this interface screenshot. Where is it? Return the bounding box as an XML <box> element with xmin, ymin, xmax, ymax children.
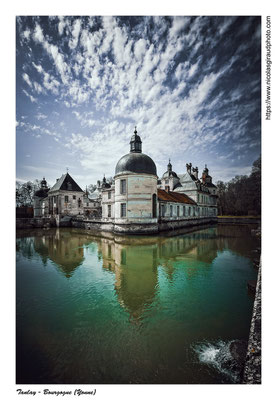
<box><xmin>114</xmin><ymin>173</ymin><xmax>157</xmax><ymax>225</ymax></box>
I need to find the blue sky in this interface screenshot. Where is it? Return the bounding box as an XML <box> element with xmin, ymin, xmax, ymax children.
<box><xmin>16</xmin><ymin>16</ymin><xmax>261</xmax><ymax>189</ymax></box>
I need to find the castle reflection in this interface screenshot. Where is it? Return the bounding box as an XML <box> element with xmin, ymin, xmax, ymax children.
<box><xmin>31</xmin><ymin>229</ymin><xmax>92</xmax><ymax>278</ymax></box>
<box><xmin>16</xmin><ymin>224</ymin><xmax>259</xmax><ymax>320</ymax></box>
<box><xmin>95</xmin><ymin>227</ymin><xmax>224</xmax><ymax>320</ymax></box>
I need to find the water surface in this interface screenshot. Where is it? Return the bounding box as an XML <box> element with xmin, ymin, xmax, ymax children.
<box><xmin>16</xmin><ymin>224</ymin><xmax>260</xmax><ymax>384</ymax></box>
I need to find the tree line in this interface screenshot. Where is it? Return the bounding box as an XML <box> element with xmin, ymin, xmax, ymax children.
<box><xmin>216</xmin><ymin>157</ymin><xmax>261</xmax><ymax>216</ymax></box>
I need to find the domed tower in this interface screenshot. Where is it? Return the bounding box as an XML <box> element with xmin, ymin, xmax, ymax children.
<box><xmin>202</xmin><ymin>165</ymin><xmax>212</xmax><ymax>184</ymax></box>
<box><xmin>161</xmin><ymin>159</ymin><xmax>180</xmax><ymax>191</ymax></box>
<box><xmin>114</xmin><ymin>127</ymin><xmax>158</xmax><ymax>233</ymax></box>
<box><xmin>33</xmin><ymin>177</ymin><xmax>49</xmax><ymax>217</ymax></box>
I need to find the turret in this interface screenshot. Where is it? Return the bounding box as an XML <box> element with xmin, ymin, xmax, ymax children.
<box><xmin>167</xmin><ymin>159</ymin><xmax>172</xmax><ymax>173</ymax></box>
<box><xmin>130</xmin><ymin>126</ymin><xmax>142</xmax><ymax>153</ymax></box>
<box><xmin>202</xmin><ymin>165</ymin><xmax>212</xmax><ymax>184</ymax></box>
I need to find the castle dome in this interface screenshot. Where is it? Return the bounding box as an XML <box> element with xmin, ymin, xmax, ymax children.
<box><xmin>162</xmin><ymin>159</ymin><xmax>178</xmax><ymax>179</ymax></box>
<box><xmin>115</xmin><ymin>152</ymin><xmax>157</xmax><ymax>176</ymax></box>
<box><xmin>115</xmin><ymin>128</ymin><xmax>157</xmax><ymax>176</ymax></box>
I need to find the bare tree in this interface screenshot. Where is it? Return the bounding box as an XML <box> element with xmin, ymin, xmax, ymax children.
<box><xmin>16</xmin><ymin>180</ymin><xmax>40</xmax><ymax>207</ymax></box>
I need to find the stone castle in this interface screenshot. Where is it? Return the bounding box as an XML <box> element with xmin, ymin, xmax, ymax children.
<box><xmin>33</xmin><ymin>128</ymin><xmax>218</xmax><ymax>233</ymax></box>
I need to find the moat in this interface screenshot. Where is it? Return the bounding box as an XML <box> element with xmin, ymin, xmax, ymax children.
<box><xmin>16</xmin><ymin>224</ymin><xmax>260</xmax><ymax>384</ymax></box>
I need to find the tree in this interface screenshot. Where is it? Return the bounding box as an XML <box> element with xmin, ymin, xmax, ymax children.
<box><xmin>16</xmin><ymin>180</ymin><xmax>40</xmax><ymax>207</ymax></box>
<box><xmin>216</xmin><ymin>157</ymin><xmax>261</xmax><ymax>216</ymax></box>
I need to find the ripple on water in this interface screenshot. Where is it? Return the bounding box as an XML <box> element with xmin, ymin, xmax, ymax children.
<box><xmin>192</xmin><ymin>340</ymin><xmax>242</xmax><ymax>383</ymax></box>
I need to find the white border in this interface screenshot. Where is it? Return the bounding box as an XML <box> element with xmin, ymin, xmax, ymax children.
<box><xmin>2</xmin><ymin>1</ymin><xmax>276</xmax><ymax>399</ymax></box>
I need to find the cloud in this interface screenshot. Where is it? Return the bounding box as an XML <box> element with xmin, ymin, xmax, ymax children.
<box><xmin>22</xmin><ymin>89</ymin><xmax>37</xmax><ymax>103</ymax></box>
<box><xmin>69</xmin><ymin>18</ymin><xmax>82</xmax><ymax>49</ymax></box>
<box><xmin>17</xmin><ymin>16</ymin><xmax>261</xmax><ymax>183</ymax></box>
<box><xmin>33</xmin><ymin>81</ymin><xmax>45</xmax><ymax>94</ymax></box>
<box><xmin>58</xmin><ymin>16</ymin><xmax>67</xmax><ymax>35</ymax></box>
<box><xmin>36</xmin><ymin>113</ymin><xmax>47</xmax><ymax>120</ymax></box>
<box><xmin>22</xmin><ymin>73</ymin><xmax>32</xmax><ymax>87</ymax></box>
<box><xmin>33</xmin><ymin>23</ymin><xmax>44</xmax><ymax>43</ymax></box>
<box><xmin>23</xmin><ymin>29</ymin><xmax>31</xmax><ymax>41</ymax></box>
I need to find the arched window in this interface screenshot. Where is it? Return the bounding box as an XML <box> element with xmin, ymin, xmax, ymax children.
<box><xmin>152</xmin><ymin>194</ymin><xmax>157</xmax><ymax>218</ymax></box>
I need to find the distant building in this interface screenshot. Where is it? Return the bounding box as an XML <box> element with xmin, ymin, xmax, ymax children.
<box><xmin>159</xmin><ymin>161</ymin><xmax>218</xmax><ymax>217</ymax></box>
<box><xmin>47</xmin><ymin>173</ymin><xmax>85</xmax><ymax>216</ymax></box>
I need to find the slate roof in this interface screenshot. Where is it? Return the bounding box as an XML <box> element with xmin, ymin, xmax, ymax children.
<box><xmin>162</xmin><ymin>170</ymin><xmax>179</xmax><ymax>179</ymax></box>
<box><xmin>34</xmin><ymin>188</ymin><xmax>49</xmax><ymax>198</ymax></box>
<box><xmin>48</xmin><ymin>173</ymin><xmax>84</xmax><ymax>193</ymax></box>
<box><xmin>157</xmin><ymin>189</ymin><xmax>196</xmax><ymax>205</ymax></box>
<box><xmin>204</xmin><ymin>182</ymin><xmax>217</xmax><ymax>188</ymax></box>
<box><xmin>115</xmin><ymin>152</ymin><xmax>157</xmax><ymax>176</ymax></box>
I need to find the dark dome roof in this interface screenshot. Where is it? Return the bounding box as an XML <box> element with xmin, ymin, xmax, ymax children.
<box><xmin>162</xmin><ymin>170</ymin><xmax>178</xmax><ymax>179</ymax></box>
<box><xmin>115</xmin><ymin>152</ymin><xmax>157</xmax><ymax>176</ymax></box>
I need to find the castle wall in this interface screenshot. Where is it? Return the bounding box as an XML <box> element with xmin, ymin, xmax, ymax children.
<box><xmin>48</xmin><ymin>190</ymin><xmax>84</xmax><ymax>216</ymax></box>
<box><xmin>114</xmin><ymin>173</ymin><xmax>158</xmax><ymax>224</ymax></box>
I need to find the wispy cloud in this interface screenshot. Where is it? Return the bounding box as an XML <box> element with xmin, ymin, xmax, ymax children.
<box><xmin>16</xmin><ymin>16</ymin><xmax>261</xmax><ymax>183</ymax></box>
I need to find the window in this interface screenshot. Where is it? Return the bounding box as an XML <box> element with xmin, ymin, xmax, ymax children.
<box><xmin>120</xmin><ymin>179</ymin><xmax>126</xmax><ymax>194</ymax></box>
<box><xmin>87</xmin><ymin>203</ymin><xmax>89</xmax><ymax>206</ymax></box>
<box><xmin>183</xmin><ymin>206</ymin><xmax>186</xmax><ymax>216</ymax></box>
<box><xmin>108</xmin><ymin>204</ymin><xmax>111</xmax><ymax>217</ymax></box>
<box><xmin>121</xmin><ymin>203</ymin><xmax>126</xmax><ymax>217</ymax></box>
<box><xmin>73</xmin><ymin>195</ymin><xmax>76</xmax><ymax>200</ymax></box>
<box><xmin>170</xmin><ymin>205</ymin><xmax>173</xmax><ymax>217</ymax></box>
<box><xmin>108</xmin><ymin>191</ymin><xmax>111</xmax><ymax>199</ymax></box>
<box><xmin>161</xmin><ymin>204</ymin><xmax>165</xmax><ymax>217</ymax></box>
<box><xmin>78</xmin><ymin>198</ymin><xmax>81</xmax><ymax>207</ymax></box>
<box><xmin>177</xmin><ymin>206</ymin><xmax>179</xmax><ymax>217</ymax></box>
<box><xmin>152</xmin><ymin>194</ymin><xmax>157</xmax><ymax>218</ymax></box>
<box><xmin>188</xmin><ymin>207</ymin><xmax>191</xmax><ymax>216</ymax></box>
<box><xmin>65</xmin><ymin>195</ymin><xmax>69</xmax><ymax>203</ymax></box>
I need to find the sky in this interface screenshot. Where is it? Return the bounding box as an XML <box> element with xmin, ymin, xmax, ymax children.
<box><xmin>16</xmin><ymin>16</ymin><xmax>261</xmax><ymax>189</ymax></box>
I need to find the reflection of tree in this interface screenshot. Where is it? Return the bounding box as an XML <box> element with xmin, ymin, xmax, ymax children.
<box><xmin>16</xmin><ymin>236</ymin><xmax>36</xmax><ymax>260</ymax></box>
<box><xmin>215</xmin><ymin>224</ymin><xmax>260</xmax><ymax>260</ymax></box>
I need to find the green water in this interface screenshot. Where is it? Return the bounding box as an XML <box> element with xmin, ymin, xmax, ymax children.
<box><xmin>16</xmin><ymin>224</ymin><xmax>260</xmax><ymax>384</ymax></box>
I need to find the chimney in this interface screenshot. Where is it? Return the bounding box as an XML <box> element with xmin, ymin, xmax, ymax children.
<box><xmin>165</xmin><ymin>186</ymin><xmax>170</xmax><ymax>193</ymax></box>
<box><xmin>192</xmin><ymin>166</ymin><xmax>198</xmax><ymax>179</ymax></box>
<box><xmin>186</xmin><ymin>162</ymin><xmax>192</xmax><ymax>174</ymax></box>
